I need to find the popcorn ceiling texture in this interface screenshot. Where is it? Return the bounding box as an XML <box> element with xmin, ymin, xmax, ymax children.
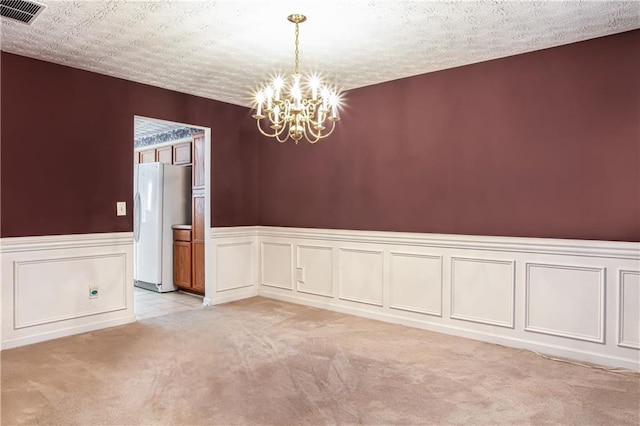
<box><xmin>1</xmin><ymin>0</ymin><xmax>638</xmax><ymax>107</ymax></box>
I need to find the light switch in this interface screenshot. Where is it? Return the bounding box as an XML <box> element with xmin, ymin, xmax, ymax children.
<box><xmin>116</xmin><ymin>201</ymin><xmax>127</xmax><ymax>216</ymax></box>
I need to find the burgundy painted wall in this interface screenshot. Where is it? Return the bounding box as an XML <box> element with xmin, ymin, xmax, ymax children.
<box><xmin>258</xmin><ymin>30</ymin><xmax>640</xmax><ymax>242</ymax></box>
<box><xmin>1</xmin><ymin>52</ymin><xmax>259</xmax><ymax>237</ymax></box>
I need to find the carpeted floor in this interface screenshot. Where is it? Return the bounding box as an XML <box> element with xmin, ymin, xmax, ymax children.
<box><xmin>1</xmin><ymin>296</ymin><xmax>638</xmax><ymax>425</ymax></box>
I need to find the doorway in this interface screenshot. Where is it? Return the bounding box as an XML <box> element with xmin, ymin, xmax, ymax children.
<box><xmin>132</xmin><ymin>116</ymin><xmax>211</xmax><ymax>318</ymax></box>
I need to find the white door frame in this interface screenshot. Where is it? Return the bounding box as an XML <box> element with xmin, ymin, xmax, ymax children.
<box><xmin>133</xmin><ymin>115</ymin><xmax>212</xmax><ymax>304</ymax></box>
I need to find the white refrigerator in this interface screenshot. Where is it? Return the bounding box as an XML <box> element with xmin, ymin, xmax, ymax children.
<box><xmin>134</xmin><ymin>162</ymin><xmax>191</xmax><ymax>292</ymax></box>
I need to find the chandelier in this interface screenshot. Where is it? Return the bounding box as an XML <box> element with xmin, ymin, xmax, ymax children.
<box><xmin>252</xmin><ymin>14</ymin><xmax>341</xmax><ymax>144</ymax></box>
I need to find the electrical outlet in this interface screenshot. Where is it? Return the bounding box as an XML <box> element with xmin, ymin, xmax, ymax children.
<box><xmin>116</xmin><ymin>201</ymin><xmax>126</xmax><ymax>216</ymax></box>
<box><xmin>296</xmin><ymin>267</ymin><xmax>305</xmax><ymax>283</ymax></box>
<box><xmin>89</xmin><ymin>286</ymin><xmax>99</xmax><ymax>299</ymax></box>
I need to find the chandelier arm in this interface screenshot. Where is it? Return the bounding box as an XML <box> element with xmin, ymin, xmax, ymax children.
<box><xmin>275</xmin><ymin>130</ymin><xmax>290</xmax><ymax>143</ymax></box>
<box><xmin>256</xmin><ymin>118</ymin><xmax>286</xmax><ymax>138</ymax></box>
<box><xmin>303</xmin><ymin>122</ymin><xmax>323</xmax><ymax>143</ymax></box>
<box><xmin>256</xmin><ymin>119</ymin><xmax>276</xmax><ymax>138</ymax></box>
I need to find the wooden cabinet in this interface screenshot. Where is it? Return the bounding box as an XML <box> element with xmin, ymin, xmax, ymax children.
<box><xmin>135</xmin><ymin>141</ymin><xmax>193</xmax><ymax>166</ymax></box>
<box><xmin>161</xmin><ymin>132</ymin><xmax>205</xmax><ymax>296</ymax></box>
<box><xmin>156</xmin><ymin>146</ymin><xmax>173</xmax><ymax>164</ymax></box>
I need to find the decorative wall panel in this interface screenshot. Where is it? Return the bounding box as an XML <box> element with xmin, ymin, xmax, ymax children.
<box><xmin>526</xmin><ymin>263</ymin><xmax>605</xmax><ymax>343</ymax></box>
<box><xmin>1</xmin><ymin>233</ymin><xmax>135</xmax><ymax>349</ymax></box>
<box><xmin>14</xmin><ymin>254</ymin><xmax>127</xmax><ymax>328</ymax></box>
<box><xmin>215</xmin><ymin>242</ymin><xmax>254</xmax><ymax>292</ymax></box>
<box><xmin>389</xmin><ymin>252</ymin><xmax>442</xmax><ymax>316</ymax></box>
<box><xmin>618</xmin><ymin>270</ymin><xmax>640</xmax><ymax>349</ymax></box>
<box><xmin>338</xmin><ymin>248</ymin><xmax>384</xmax><ymax>306</ymax></box>
<box><xmin>450</xmin><ymin>257</ymin><xmax>515</xmax><ymax>328</ymax></box>
<box><xmin>297</xmin><ymin>245</ymin><xmax>334</xmax><ymax>298</ymax></box>
<box><xmin>261</xmin><ymin>242</ymin><xmax>293</xmax><ymax>290</ymax></box>
<box><xmin>256</xmin><ymin>226</ymin><xmax>640</xmax><ymax>370</ymax></box>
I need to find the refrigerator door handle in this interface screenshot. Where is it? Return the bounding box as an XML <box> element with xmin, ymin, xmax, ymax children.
<box><xmin>134</xmin><ymin>192</ymin><xmax>141</xmax><ymax>242</ymax></box>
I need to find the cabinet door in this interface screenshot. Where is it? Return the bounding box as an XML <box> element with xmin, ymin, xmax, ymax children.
<box><xmin>191</xmin><ymin>193</ymin><xmax>205</xmax><ymax>295</ymax></box>
<box><xmin>173</xmin><ymin>142</ymin><xmax>192</xmax><ymax>165</ymax></box>
<box><xmin>173</xmin><ymin>241</ymin><xmax>192</xmax><ymax>288</ymax></box>
<box><xmin>156</xmin><ymin>146</ymin><xmax>172</xmax><ymax>164</ymax></box>
<box><xmin>192</xmin><ymin>132</ymin><xmax>205</xmax><ymax>190</ymax></box>
<box><xmin>192</xmin><ymin>241</ymin><xmax>205</xmax><ymax>294</ymax></box>
<box><xmin>140</xmin><ymin>149</ymin><xmax>156</xmax><ymax>163</ymax></box>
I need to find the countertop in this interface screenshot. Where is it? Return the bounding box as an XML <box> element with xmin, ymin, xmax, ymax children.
<box><xmin>171</xmin><ymin>224</ymin><xmax>192</xmax><ymax>230</ymax></box>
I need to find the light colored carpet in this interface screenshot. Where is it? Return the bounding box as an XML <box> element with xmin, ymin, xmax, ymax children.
<box><xmin>1</xmin><ymin>297</ymin><xmax>638</xmax><ymax>425</ymax></box>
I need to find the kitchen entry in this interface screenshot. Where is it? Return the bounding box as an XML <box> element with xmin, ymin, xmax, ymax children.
<box><xmin>132</xmin><ymin>116</ymin><xmax>210</xmax><ymax>315</ymax></box>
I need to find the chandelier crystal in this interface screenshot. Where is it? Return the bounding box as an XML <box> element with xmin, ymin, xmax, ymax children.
<box><xmin>252</xmin><ymin>14</ymin><xmax>341</xmax><ymax>144</ymax></box>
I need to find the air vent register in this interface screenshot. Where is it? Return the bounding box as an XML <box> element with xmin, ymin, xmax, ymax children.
<box><xmin>1</xmin><ymin>0</ymin><xmax>45</xmax><ymax>25</ymax></box>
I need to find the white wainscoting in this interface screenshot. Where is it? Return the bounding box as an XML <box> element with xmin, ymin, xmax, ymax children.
<box><xmin>0</xmin><ymin>232</ymin><xmax>135</xmax><ymax>349</ymax></box>
<box><xmin>208</xmin><ymin>227</ymin><xmax>259</xmax><ymax>305</ymax></box>
<box><xmin>255</xmin><ymin>226</ymin><xmax>640</xmax><ymax>371</ymax></box>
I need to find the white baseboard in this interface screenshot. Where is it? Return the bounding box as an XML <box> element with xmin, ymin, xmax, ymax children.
<box><xmin>255</xmin><ymin>226</ymin><xmax>640</xmax><ymax>371</ymax></box>
<box><xmin>1</xmin><ymin>315</ymin><xmax>136</xmax><ymax>350</ymax></box>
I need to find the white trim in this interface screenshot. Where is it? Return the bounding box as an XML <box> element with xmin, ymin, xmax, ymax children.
<box><xmin>1</xmin><ymin>232</ymin><xmax>135</xmax><ymax>350</ymax></box>
<box><xmin>256</xmin><ymin>226</ymin><xmax>640</xmax><ymax>260</ymax></box>
<box><xmin>13</xmin><ymin>253</ymin><xmax>128</xmax><ymax>329</ymax></box>
<box><xmin>1</xmin><ymin>315</ymin><xmax>136</xmax><ymax>350</ymax></box>
<box><xmin>388</xmin><ymin>251</ymin><xmax>443</xmax><ymax>317</ymax></box>
<box><xmin>211</xmin><ymin>226</ymin><xmax>260</xmax><ymax>239</ymax></box>
<box><xmin>618</xmin><ymin>269</ymin><xmax>640</xmax><ymax>349</ymax></box>
<box><xmin>134</xmin><ymin>136</ymin><xmax>193</xmax><ymax>152</ymax></box>
<box><xmin>450</xmin><ymin>256</ymin><xmax>515</xmax><ymax>328</ymax></box>
<box><xmin>255</xmin><ymin>226</ymin><xmax>640</xmax><ymax>371</ymax></box>
<box><xmin>260</xmin><ymin>288</ymin><xmax>640</xmax><ymax>372</ymax></box>
<box><xmin>524</xmin><ymin>262</ymin><xmax>606</xmax><ymax>343</ymax></box>
<box><xmin>1</xmin><ymin>232</ymin><xmax>133</xmax><ymax>253</ymax></box>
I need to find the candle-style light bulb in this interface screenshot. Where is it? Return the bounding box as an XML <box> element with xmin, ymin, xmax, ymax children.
<box><xmin>255</xmin><ymin>90</ymin><xmax>264</xmax><ymax>116</ymax></box>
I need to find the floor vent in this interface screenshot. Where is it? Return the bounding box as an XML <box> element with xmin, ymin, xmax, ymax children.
<box><xmin>1</xmin><ymin>0</ymin><xmax>45</xmax><ymax>25</ymax></box>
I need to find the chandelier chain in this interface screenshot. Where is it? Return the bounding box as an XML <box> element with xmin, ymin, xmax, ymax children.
<box><xmin>294</xmin><ymin>21</ymin><xmax>300</xmax><ymax>74</ymax></box>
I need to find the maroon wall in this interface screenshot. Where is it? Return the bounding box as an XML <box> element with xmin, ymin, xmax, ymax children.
<box><xmin>258</xmin><ymin>30</ymin><xmax>640</xmax><ymax>242</ymax></box>
<box><xmin>1</xmin><ymin>52</ymin><xmax>259</xmax><ymax>237</ymax></box>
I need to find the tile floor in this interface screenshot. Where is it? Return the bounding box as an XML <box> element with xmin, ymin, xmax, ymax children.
<box><xmin>134</xmin><ymin>286</ymin><xmax>204</xmax><ymax>320</ymax></box>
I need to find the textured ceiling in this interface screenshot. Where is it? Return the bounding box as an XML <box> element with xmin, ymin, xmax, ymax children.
<box><xmin>133</xmin><ymin>116</ymin><xmax>188</xmax><ymax>140</ymax></box>
<box><xmin>1</xmin><ymin>1</ymin><xmax>638</xmax><ymax>108</ymax></box>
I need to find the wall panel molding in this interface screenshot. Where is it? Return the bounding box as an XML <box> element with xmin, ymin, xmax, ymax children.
<box><xmin>261</xmin><ymin>242</ymin><xmax>294</xmax><ymax>290</ymax></box>
<box><xmin>256</xmin><ymin>226</ymin><xmax>640</xmax><ymax>371</ymax></box>
<box><xmin>296</xmin><ymin>244</ymin><xmax>334</xmax><ymax>298</ymax></box>
<box><xmin>338</xmin><ymin>248</ymin><xmax>384</xmax><ymax>306</ymax></box>
<box><xmin>525</xmin><ymin>262</ymin><xmax>605</xmax><ymax>343</ymax></box>
<box><xmin>389</xmin><ymin>251</ymin><xmax>442</xmax><ymax>316</ymax></box>
<box><xmin>209</xmin><ymin>229</ymin><xmax>258</xmax><ymax>304</ymax></box>
<box><xmin>450</xmin><ymin>257</ymin><xmax>515</xmax><ymax>328</ymax></box>
<box><xmin>618</xmin><ymin>269</ymin><xmax>640</xmax><ymax>349</ymax></box>
<box><xmin>257</xmin><ymin>226</ymin><xmax>639</xmax><ymax>259</ymax></box>
<box><xmin>1</xmin><ymin>232</ymin><xmax>135</xmax><ymax>350</ymax></box>
<box><xmin>215</xmin><ymin>242</ymin><xmax>254</xmax><ymax>292</ymax></box>
<box><xmin>14</xmin><ymin>254</ymin><xmax>128</xmax><ymax>329</ymax></box>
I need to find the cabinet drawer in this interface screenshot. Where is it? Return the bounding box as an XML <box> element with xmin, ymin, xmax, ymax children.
<box><xmin>173</xmin><ymin>229</ymin><xmax>191</xmax><ymax>242</ymax></box>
